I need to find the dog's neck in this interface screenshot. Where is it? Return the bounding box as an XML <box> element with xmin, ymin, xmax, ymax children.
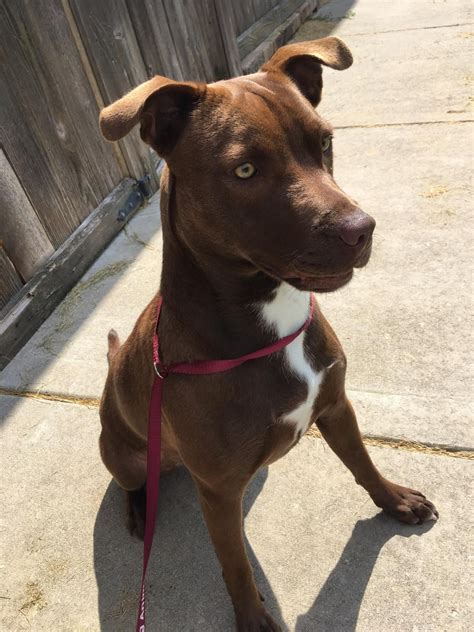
<box><xmin>157</xmin><ymin>169</ymin><xmax>300</xmax><ymax>359</ymax></box>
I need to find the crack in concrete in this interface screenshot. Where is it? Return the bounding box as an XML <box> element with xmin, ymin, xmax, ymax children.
<box><xmin>336</xmin><ymin>119</ymin><xmax>473</xmax><ymax>130</ymax></box>
<box><xmin>347</xmin><ymin>386</ymin><xmax>471</xmax><ymax>404</ymax></box>
<box><xmin>0</xmin><ymin>387</ymin><xmax>100</xmax><ymax>409</ymax></box>
<box><xmin>343</xmin><ymin>22</ymin><xmax>474</xmax><ymax>37</ymax></box>
<box><xmin>2</xmin><ymin>387</ymin><xmax>472</xmax><ymax>459</ymax></box>
<box><xmin>306</xmin><ymin>427</ymin><xmax>473</xmax><ymax>460</ymax></box>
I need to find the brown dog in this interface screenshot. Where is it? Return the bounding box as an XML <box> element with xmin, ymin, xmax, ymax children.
<box><xmin>99</xmin><ymin>37</ymin><xmax>438</xmax><ymax>631</ymax></box>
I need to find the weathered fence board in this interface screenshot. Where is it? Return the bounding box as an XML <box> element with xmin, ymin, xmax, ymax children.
<box><xmin>161</xmin><ymin>0</ymin><xmax>222</xmax><ymax>81</ymax></box>
<box><xmin>240</xmin><ymin>0</ymin><xmax>318</xmax><ymax>73</ymax></box>
<box><xmin>238</xmin><ymin>0</ymin><xmax>306</xmax><ymax>59</ymax></box>
<box><xmin>232</xmin><ymin>2</ymin><xmax>257</xmax><ymax>36</ymax></box>
<box><xmin>0</xmin><ymin>0</ymin><xmax>123</xmax><ymax>247</ymax></box>
<box><xmin>195</xmin><ymin>0</ymin><xmax>232</xmax><ymax>80</ymax></box>
<box><xmin>213</xmin><ymin>0</ymin><xmax>243</xmax><ymax>76</ymax></box>
<box><xmin>232</xmin><ymin>0</ymin><xmax>280</xmax><ymax>36</ymax></box>
<box><xmin>0</xmin><ymin>178</ymin><xmax>147</xmax><ymax>369</ymax></box>
<box><xmin>0</xmin><ymin>248</ymin><xmax>22</xmax><ymax>311</ymax></box>
<box><xmin>125</xmin><ymin>0</ymin><xmax>184</xmax><ymax>79</ymax></box>
<box><xmin>0</xmin><ymin>0</ymin><xmax>314</xmax><ymax>364</ymax></box>
<box><xmin>70</xmin><ymin>0</ymin><xmax>159</xmax><ymax>185</ymax></box>
<box><xmin>0</xmin><ymin>150</ymin><xmax>55</xmax><ymax>282</ymax></box>
<box><xmin>61</xmin><ymin>0</ymin><xmax>129</xmax><ymax>175</ymax></box>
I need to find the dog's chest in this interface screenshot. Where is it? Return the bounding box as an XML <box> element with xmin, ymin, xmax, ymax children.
<box><xmin>260</xmin><ymin>283</ymin><xmax>324</xmax><ymax>437</ymax></box>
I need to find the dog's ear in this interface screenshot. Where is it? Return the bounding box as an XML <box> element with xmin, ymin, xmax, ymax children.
<box><xmin>99</xmin><ymin>76</ymin><xmax>204</xmax><ymax>155</ymax></box>
<box><xmin>262</xmin><ymin>37</ymin><xmax>352</xmax><ymax>106</ymax></box>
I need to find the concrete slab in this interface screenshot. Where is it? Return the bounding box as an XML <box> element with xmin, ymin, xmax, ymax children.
<box><xmin>293</xmin><ymin>13</ymin><xmax>473</xmax><ymax>127</ymax></box>
<box><xmin>0</xmin><ymin>197</ymin><xmax>162</xmax><ymax>400</ymax></box>
<box><xmin>1</xmin><ymin>394</ymin><xmax>472</xmax><ymax>631</ymax></box>
<box><xmin>2</xmin><ymin>121</ymin><xmax>471</xmax><ymax>449</ymax></box>
<box><xmin>1</xmin><ymin>0</ymin><xmax>472</xmax><ymax>452</ymax></box>
<box><xmin>318</xmin><ymin>121</ymin><xmax>474</xmax><ymax>448</ymax></box>
<box><xmin>306</xmin><ymin>0</ymin><xmax>474</xmax><ymax>36</ymax></box>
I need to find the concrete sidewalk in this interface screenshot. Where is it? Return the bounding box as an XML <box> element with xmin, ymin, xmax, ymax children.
<box><xmin>1</xmin><ymin>1</ymin><xmax>473</xmax><ymax>630</ymax></box>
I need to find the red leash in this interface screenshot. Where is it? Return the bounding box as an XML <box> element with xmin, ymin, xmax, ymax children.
<box><xmin>136</xmin><ymin>293</ymin><xmax>316</xmax><ymax>631</ymax></box>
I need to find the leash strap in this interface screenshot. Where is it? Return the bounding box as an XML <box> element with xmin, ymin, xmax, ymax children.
<box><xmin>136</xmin><ymin>293</ymin><xmax>315</xmax><ymax>631</ymax></box>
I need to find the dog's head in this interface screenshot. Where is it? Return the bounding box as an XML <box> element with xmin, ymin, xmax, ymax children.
<box><xmin>100</xmin><ymin>37</ymin><xmax>374</xmax><ymax>293</ymax></box>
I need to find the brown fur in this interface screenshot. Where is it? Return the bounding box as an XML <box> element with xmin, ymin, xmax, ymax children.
<box><xmin>99</xmin><ymin>37</ymin><xmax>437</xmax><ymax>631</ymax></box>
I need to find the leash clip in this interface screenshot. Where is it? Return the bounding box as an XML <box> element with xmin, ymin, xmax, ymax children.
<box><xmin>154</xmin><ymin>362</ymin><xmax>169</xmax><ymax>379</ymax></box>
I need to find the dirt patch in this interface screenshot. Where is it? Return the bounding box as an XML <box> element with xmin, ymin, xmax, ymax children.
<box><xmin>421</xmin><ymin>185</ymin><xmax>449</xmax><ymax>198</ymax></box>
<box><xmin>20</xmin><ymin>581</ymin><xmax>47</xmax><ymax>613</ymax></box>
<box><xmin>306</xmin><ymin>427</ymin><xmax>474</xmax><ymax>460</ymax></box>
<box><xmin>46</xmin><ymin>558</ymin><xmax>69</xmax><ymax>582</ymax></box>
<box><xmin>0</xmin><ymin>386</ymin><xmax>100</xmax><ymax>409</ymax></box>
<box><xmin>38</xmin><ymin>260</ymin><xmax>130</xmax><ymax>354</ymax></box>
<box><xmin>124</xmin><ymin>225</ymin><xmax>155</xmax><ymax>250</ymax></box>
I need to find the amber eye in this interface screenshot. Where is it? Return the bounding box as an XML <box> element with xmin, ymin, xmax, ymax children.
<box><xmin>234</xmin><ymin>162</ymin><xmax>256</xmax><ymax>179</ymax></box>
<box><xmin>321</xmin><ymin>136</ymin><xmax>332</xmax><ymax>153</ymax></box>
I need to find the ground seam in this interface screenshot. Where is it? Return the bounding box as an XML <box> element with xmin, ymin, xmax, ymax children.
<box><xmin>336</xmin><ymin>119</ymin><xmax>473</xmax><ymax>130</ymax></box>
<box><xmin>306</xmin><ymin>428</ymin><xmax>473</xmax><ymax>460</ymax></box>
<box><xmin>338</xmin><ymin>22</ymin><xmax>474</xmax><ymax>37</ymax></box>
<box><xmin>0</xmin><ymin>387</ymin><xmax>100</xmax><ymax>409</ymax></box>
<box><xmin>1</xmin><ymin>386</ymin><xmax>472</xmax><ymax>460</ymax></box>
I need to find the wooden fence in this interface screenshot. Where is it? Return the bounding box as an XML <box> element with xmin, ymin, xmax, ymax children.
<box><xmin>0</xmin><ymin>0</ymin><xmax>318</xmax><ymax>367</ymax></box>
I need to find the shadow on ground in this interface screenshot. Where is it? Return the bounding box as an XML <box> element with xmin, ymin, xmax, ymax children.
<box><xmin>94</xmin><ymin>466</ymin><xmax>289</xmax><ymax>631</ymax></box>
<box><xmin>291</xmin><ymin>0</ymin><xmax>359</xmax><ymax>41</ymax></box>
<box><xmin>0</xmin><ymin>201</ymin><xmax>162</xmax><ymax>428</ymax></box>
<box><xmin>296</xmin><ymin>514</ymin><xmax>435</xmax><ymax>631</ymax></box>
<box><xmin>94</xmin><ymin>463</ymin><xmax>435</xmax><ymax>631</ymax></box>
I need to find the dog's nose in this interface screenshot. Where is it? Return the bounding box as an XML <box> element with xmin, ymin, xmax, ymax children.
<box><xmin>338</xmin><ymin>210</ymin><xmax>375</xmax><ymax>247</ymax></box>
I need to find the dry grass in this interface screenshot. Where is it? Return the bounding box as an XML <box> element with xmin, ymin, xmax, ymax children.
<box><xmin>3</xmin><ymin>388</ymin><xmax>472</xmax><ymax>460</ymax></box>
<box><xmin>20</xmin><ymin>581</ymin><xmax>47</xmax><ymax>613</ymax></box>
<box><xmin>306</xmin><ymin>427</ymin><xmax>474</xmax><ymax>460</ymax></box>
<box><xmin>421</xmin><ymin>185</ymin><xmax>449</xmax><ymax>199</ymax></box>
<box><xmin>420</xmin><ymin>184</ymin><xmax>449</xmax><ymax>198</ymax></box>
<box><xmin>0</xmin><ymin>387</ymin><xmax>99</xmax><ymax>408</ymax></box>
<box><xmin>37</xmin><ymin>260</ymin><xmax>130</xmax><ymax>354</ymax></box>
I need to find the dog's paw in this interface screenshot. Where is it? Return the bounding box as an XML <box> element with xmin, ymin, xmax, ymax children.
<box><xmin>126</xmin><ymin>486</ymin><xmax>146</xmax><ymax>539</ymax></box>
<box><xmin>372</xmin><ymin>480</ymin><xmax>439</xmax><ymax>525</ymax></box>
<box><xmin>235</xmin><ymin>606</ymin><xmax>281</xmax><ymax>632</ymax></box>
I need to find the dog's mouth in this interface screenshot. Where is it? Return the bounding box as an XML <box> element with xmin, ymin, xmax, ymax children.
<box><xmin>257</xmin><ymin>262</ymin><xmax>354</xmax><ymax>293</ymax></box>
<box><xmin>283</xmin><ymin>269</ymin><xmax>353</xmax><ymax>292</ymax></box>
<box><xmin>281</xmin><ymin>238</ymin><xmax>373</xmax><ymax>292</ymax></box>
<box><xmin>257</xmin><ymin>239</ymin><xmax>373</xmax><ymax>293</ymax></box>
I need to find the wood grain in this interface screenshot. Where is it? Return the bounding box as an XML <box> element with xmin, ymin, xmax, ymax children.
<box><xmin>161</xmin><ymin>0</ymin><xmax>214</xmax><ymax>81</ymax></box>
<box><xmin>0</xmin><ymin>149</ymin><xmax>55</xmax><ymax>282</ymax></box>
<box><xmin>213</xmin><ymin>0</ymin><xmax>243</xmax><ymax>76</ymax></box>
<box><xmin>238</xmin><ymin>0</ymin><xmax>307</xmax><ymax>60</ymax></box>
<box><xmin>196</xmin><ymin>0</ymin><xmax>232</xmax><ymax>80</ymax></box>
<box><xmin>0</xmin><ymin>178</ymin><xmax>144</xmax><ymax>369</ymax></box>
<box><xmin>0</xmin><ymin>0</ymin><xmax>311</xmax><ymax>357</ymax></box>
<box><xmin>126</xmin><ymin>0</ymin><xmax>184</xmax><ymax>80</ymax></box>
<box><xmin>241</xmin><ymin>0</ymin><xmax>318</xmax><ymax>73</ymax></box>
<box><xmin>70</xmin><ymin>0</ymin><xmax>160</xmax><ymax>185</ymax></box>
<box><xmin>0</xmin><ymin>247</ymin><xmax>23</xmax><ymax>310</ymax></box>
<box><xmin>232</xmin><ymin>1</ymin><xmax>257</xmax><ymax>36</ymax></box>
<box><xmin>0</xmin><ymin>0</ymin><xmax>123</xmax><ymax>248</ymax></box>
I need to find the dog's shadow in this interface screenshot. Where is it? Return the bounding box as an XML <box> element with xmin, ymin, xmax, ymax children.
<box><xmin>295</xmin><ymin>513</ymin><xmax>436</xmax><ymax>632</ymax></box>
<box><xmin>94</xmin><ymin>472</ymin><xmax>435</xmax><ymax>631</ymax></box>
<box><xmin>93</xmin><ymin>466</ymin><xmax>288</xmax><ymax>631</ymax></box>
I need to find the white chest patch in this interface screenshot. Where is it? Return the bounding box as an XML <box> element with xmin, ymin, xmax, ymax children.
<box><xmin>260</xmin><ymin>282</ymin><xmax>324</xmax><ymax>437</ymax></box>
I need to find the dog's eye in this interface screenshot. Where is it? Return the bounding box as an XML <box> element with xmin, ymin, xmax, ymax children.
<box><xmin>234</xmin><ymin>162</ymin><xmax>256</xmax><ymax>179</ymax></box>
<box><xmin>321</xmin><ymin>136</ymin><xmax>332</xmax><ymax>153</ymax></box>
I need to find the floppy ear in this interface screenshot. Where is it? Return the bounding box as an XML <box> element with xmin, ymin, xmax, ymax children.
<box><xmin>262</xmin><ymin>37</ymin><xmax>352</xmax><ymax>106</ymax></box>
<box><xmin>99</xmin><ymin>76</ymin><xmax>204</xmax><ymax>155</ymax></box>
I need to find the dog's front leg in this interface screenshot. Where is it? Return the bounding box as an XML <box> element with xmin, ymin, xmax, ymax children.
<box><xmin>315</xmin><ymin>396</ymin><xmax>438</xmax><ymax>524</ymax></box>
<box><xmin>195</xmin><ymin>480</ymin><xmax>281</xmax><ymax>632</ymax></box>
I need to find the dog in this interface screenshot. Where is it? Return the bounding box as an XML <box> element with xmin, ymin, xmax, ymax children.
<box><xmin>99</xmin><ymin>36</ymin><xmax>438</xmax><ymax>631</ymax></box>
